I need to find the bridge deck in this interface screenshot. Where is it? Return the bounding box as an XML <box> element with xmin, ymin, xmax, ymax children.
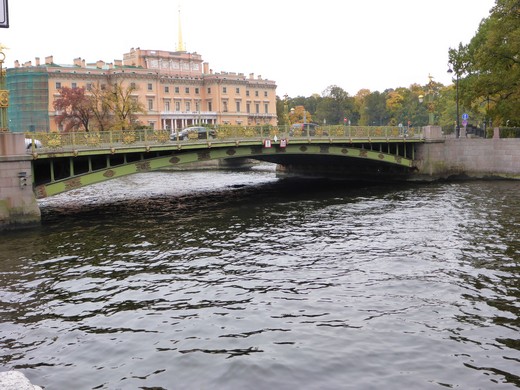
<box><xmin>24</xmin><ymin>126</ymin><xmax>425</xmax><ymax>198</ymax></box>
<box><xmin>26</xmin><ymin>126</ymin><xmax>424</xmax><ymax>157</ymax></box>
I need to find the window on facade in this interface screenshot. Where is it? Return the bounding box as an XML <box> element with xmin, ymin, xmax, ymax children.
<box><xmin>246</xmin><ymin>103</ymin><xmax>250</xmax><ymax>113</ymax></box>
<box><xmin>131</xmin><ymin>82</ymin><xmax>136</xmax><ymax>89</ymax></box>
<box><xmin>86</xmin><ymin>83</ymin><xmax>92</xmax><ymax>91</ymax></box>
<box><xmin>71</xmin><ymin>82</ymin><xmax>77</xmax><ymax>89</ymax></box>
<box><xmin>195</xmin><ymin>102</ymin><xmax>200</xmax><ymax>111</ymax></box>
<box><xmin>56</xmin><ymin>82</ymin><xmax>61</xmax><ymax>89</ymax></box>
<box><xmin>164</xmin><ymin>86</ymin><xmax>169</xmax><ymax>93</ymax></box>
<box><xmin>101</xmin><ymin>84</ymin><xmax>106</xmax><ymax>90</ymax></box>
<box><xmin>148</xmin><ymin>99</ymin><xmax>154</xmax><ymax>111</ymax></box>
<box><xmin>175</xmin><ymin>86</ymin><xmax>180</xmax><ymax>93</ymax></box>
<box><xmin>236</xmin><ymin>101</ymin><xmax>241</xmax><ymax>113</ymax></box>
<box><xmin>264</xmin><ymin>91</ymin><xmax>268</xmax><ymax>97</ymax></box>
<box><xmin>165</xmin><ymin>100</ymin><xmax>170</xmax><ymax>111</ymax></box>
<box><xmin>236</xmin><ymin>87</ymin><xmax>240</xmax><ymax>94</ymax></box>
<box><xmin>185</xmin><ymin>87</ymin><xmax>189</xmax><ymax>94</ymax></box>
<box><xmin>175</xmin><ymin>101</ymin><xmax>180</xmax><ymax>111</ymax></box>
<box><xmin>223</xmin><ymin>101</ymin><xmax>228</xmax><ymax>112</ymax></box>
<box><xmin>207</xmin><ymin>87</ymin><xmax>211</xmax><ymax>94</ymax></box>
<box><xmin>195</xmin><ymin>88</ymin><xmax>199</xmax><ymax>94</ymax></box>
<box><xmin>255</xmin><ymin>91</ymin><xmax>259</xmax><ymax>97</ymax></box>
<box><xmin>246</xmin><ymin>90</ymin><xmax>250</xmax><ymax>97</ymax></box>
<box><xmin>255</xmin><ymin>103</ymin><xmax>260</xmax><ymax>114</ymax></box>
<box><xmin>265</xmin><ymin>103</ymin><xmax>269</xmax><ymax>113</ymax></box>
<box><xmin>223</xmin><ymin>87</ymin><xmax>227</xmax><ymax>94</ymax></box>
<box><xmin>148</xmin><ymin>83</ymin><xmax>153</xmax><ymax>91</ymax></box>
<box><xmin>208</xmin><ymin>102</ymin><xmax>212</xmax><ymax>111</ymax></box>
<box><xmin>148</xmin><ymin>122</ymin><xmax>155</xmax><ymax>129</ymax></box>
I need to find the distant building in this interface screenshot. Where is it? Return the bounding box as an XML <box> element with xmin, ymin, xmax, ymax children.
<box><xmin>7</xmin><ymin>47</ymin><xmax>277</xmax><ymax>133</ymax></box>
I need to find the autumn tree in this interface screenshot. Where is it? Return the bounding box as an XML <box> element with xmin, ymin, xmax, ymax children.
<box><xmin>385</xmin><ymin>87</ymin><xmax>425</xmax><ymax>126</ymax></box>
<box><xmin>448</xmin><ymin>0</ymin><xmax>520</xmax><ymax>126</ymax></box>
<box><xmin>385</xmin><ymin>90</ymin><xmax>405</xmax><ymax>126</ymax></box>
<box><xmin>88</xmin><ymin>82</ymin><xmax>113</xmax><ymax>131</ymax></box>
<box><xmin>288</xmin><ymin>105</ymin><xmax>313</xmax><ymax>124</ymax></box>
<box><xmin>53</xmin><ymin>86</ymin><xmax>92</xmax><ymax>132</ymax></box>
<box><xmin>354</xmin><ymin>89</ymin><xmax>371</xmax><ymax>125</ymax></box>
<box><xmin>105</xmin><ymin>80</ymin><xmax>145</xmax><ymax>130</ymax></box>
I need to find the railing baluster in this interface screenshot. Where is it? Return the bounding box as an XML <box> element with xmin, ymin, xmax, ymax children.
<box><xmin>29</xmin><ymin>125</ymin><xmax>426</xmax><ymax>155</ymax></box>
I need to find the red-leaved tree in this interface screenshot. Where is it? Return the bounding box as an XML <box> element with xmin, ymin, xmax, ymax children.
<box><xmin>53</xmin><ymin>86</ymin><xmax>92</xmax><ymax>132</ymax></box>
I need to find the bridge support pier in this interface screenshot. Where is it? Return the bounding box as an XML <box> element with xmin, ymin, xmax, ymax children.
<box><xmin>0</xmin><ymin>133</ymin><xmax>41</xmax><ymax>231</ymax></box>
<box><xmin>422</xmin><ymin>125</ymin><xmax>443</xmax><ymax>139</ymax></box>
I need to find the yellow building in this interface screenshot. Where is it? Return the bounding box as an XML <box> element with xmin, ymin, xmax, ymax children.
<box><xmin>7</xmin><ymin>47</ymin><xmax>277</xmax><ymax>133</ymax></box>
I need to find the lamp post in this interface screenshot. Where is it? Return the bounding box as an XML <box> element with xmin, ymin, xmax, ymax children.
<box><xmin>418</xmin><ymin>74</ymin><xmax>436</xmax><ymax>126</ymax></box>
<box><xmin>0</xmin><ymin>50</ymin><xmax>8</xmax><ymax>132</ymax></box>
<box><xmin>447</xmin><ymin>63</ymin><xmax>460</xmax><ymax>138</ymax></box>
<box><xmin>283</xmin><ymin>94</ymin><xmax>290</xmax><ymax>131</ymax></box>
<box><xmin>303</xmin><ymin>109</ymin><xmax>308</xmax><ymax>137</ymax></box>
<box><xmin>418</xmin><ymin>92</ymin><xmax>433</xmax><ymax>125</ymax></box>
<box><xmin>426</xmin><ymin>74</ymin><xmax>435</xmax><ymax>125</ymax></box>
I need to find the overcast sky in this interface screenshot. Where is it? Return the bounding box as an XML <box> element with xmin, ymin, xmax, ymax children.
<box><xmin>2</xmin><ymin>0</ymin><xmax>495</xmax><ymax>97</ymax></box>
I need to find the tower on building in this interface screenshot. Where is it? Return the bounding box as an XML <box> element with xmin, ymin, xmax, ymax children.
<box><xmin>177</xmin><ymin>7</ymin><xmax>186</xmax><ymax>52</ymax></box>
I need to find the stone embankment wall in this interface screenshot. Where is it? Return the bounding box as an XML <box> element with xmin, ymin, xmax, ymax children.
<box><xmin>414</xmin><ymin>128</ymin><xmax>520</xmax><ymax>181</ymax></box>
<box><xmin>0</xmin><ymin>133</ymin><xmax>41</xmax><ymax>230</ymax></box>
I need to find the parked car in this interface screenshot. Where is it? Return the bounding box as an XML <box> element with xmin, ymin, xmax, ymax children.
<box><xmin>289</xmin><ymin>123</ymin><xmax>324</xmax><ymax>136</ymax></box>
<box><xmin>25</xmin><ymin>137</ymin><xmax>42</xmax><ymax>150</ymax></box>
<box><xmin>171</xmin><ymin>126</ymin><xmax>216</xmax><ymax>141</ymax></box>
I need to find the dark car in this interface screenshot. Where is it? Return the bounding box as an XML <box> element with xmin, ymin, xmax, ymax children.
<box><xmin>172</xmin><ymin>126</ymin><xmax>216</xmax><ymax>141</ymax></box>
<box><xmin>289</xmin><ymin>123</ymin><xmax>323</xmax><ymax>136</ymax></box>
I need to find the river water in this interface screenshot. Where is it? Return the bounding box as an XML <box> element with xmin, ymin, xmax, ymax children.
<box><xmin>0</xmin><ymin>165</ymin><xmax>519</xmax><ymax>389</ymax></box>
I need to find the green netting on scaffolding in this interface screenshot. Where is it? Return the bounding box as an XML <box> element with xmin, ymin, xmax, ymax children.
<box><xmin>7</xmin><ymin>68</ymin><xmax>50</xmax><ymax>133</ymax></box>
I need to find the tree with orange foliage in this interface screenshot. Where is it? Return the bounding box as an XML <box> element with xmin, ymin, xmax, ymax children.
<box><xmin>289</xmin><ymin>105</ymin><xmax>313</xmax><ymax>124</ymax></box>
<box><xmin>53</xmin><ymin>86</ymin><xmax>93</xmax><ymax>132</ymax></box>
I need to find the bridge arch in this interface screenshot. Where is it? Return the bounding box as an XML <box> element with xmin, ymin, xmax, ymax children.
<box><xmin>34</xmin><ymin>141</ymin><xmax>415</xmax><ymax>198</ymax></box>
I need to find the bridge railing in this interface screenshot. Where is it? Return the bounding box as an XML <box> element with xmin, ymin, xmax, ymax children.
<box><xmin>27</xmin><ymin>130</ymin><xmax>172</xmax><ymax>150</ymax></box>
<box><xmin>25</xmin><ymin>125</ymin><xmax>423</xmax><ymax>152</ymax></box>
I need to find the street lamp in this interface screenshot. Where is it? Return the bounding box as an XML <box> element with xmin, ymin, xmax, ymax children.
<box><xmin>283</xmin><ymin>94</ymin><xmax>290</xmax><ymax>131</ymax></box>
<box><xmin>418</xmin><ymin>74</ymin><xmax>436</xmax><ymax>126</ymax></box>
<box><xmin>447</xmin><ymin>63</ymin><xmax>460</xmax><ymax>138</ymax></box>
<box><xmin>426</xmin><ymin>74</ymin><xmax>435</xmax><ymax>126</ymax></box>
<box><xmin>302</xmin><ymin>109</ymin><xmax>308</xmax><ymax>137</ymax></box>
<box><xmin>0</xmin><ymin>50</ymin><xmax>7</xmax><ymax>131</ymax></box>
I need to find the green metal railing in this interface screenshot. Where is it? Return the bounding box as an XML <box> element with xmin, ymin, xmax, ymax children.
<box><xmin>25</xmin><ymin>125</ymin><xmax>424</xmax><ymax>153</ymax></box>
<box><xmin>498</xmin><ymin>127</ymin><xmax>520</xmax><ymax>138</ymax></box>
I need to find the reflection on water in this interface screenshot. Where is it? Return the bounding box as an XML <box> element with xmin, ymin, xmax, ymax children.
<box><xmin>0</xmin><ymin>167</ymin><xmax>519</xmax><ymax>389</ymax></box>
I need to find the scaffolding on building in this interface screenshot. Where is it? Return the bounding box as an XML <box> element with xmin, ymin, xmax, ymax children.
<box><xmin>0</xmin><ymin>51</ymin><xmax>7</xmax><ymax>131</ymax></box>
<box><xmin>7</xmin><ymin>67</ymin><xmax>50</xmax><ymax>133</ymax></box>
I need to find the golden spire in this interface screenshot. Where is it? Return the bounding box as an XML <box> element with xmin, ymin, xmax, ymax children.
<box><xmin>177</xmin><ymin>6</ymin><xmax>186</xmax><ymax>52</ymax></box>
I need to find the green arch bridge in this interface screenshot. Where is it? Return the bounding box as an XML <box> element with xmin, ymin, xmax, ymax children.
<box><xmin>25</xmin><ymin>125</ymin><xmax>425</xmax><ymax>199</ymax></box>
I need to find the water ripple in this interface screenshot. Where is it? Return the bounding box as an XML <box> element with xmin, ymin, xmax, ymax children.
<box><xmin>1</xmin><ymin>173</ymin><xmax>519</xmax><ymax>389</ymax></box>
